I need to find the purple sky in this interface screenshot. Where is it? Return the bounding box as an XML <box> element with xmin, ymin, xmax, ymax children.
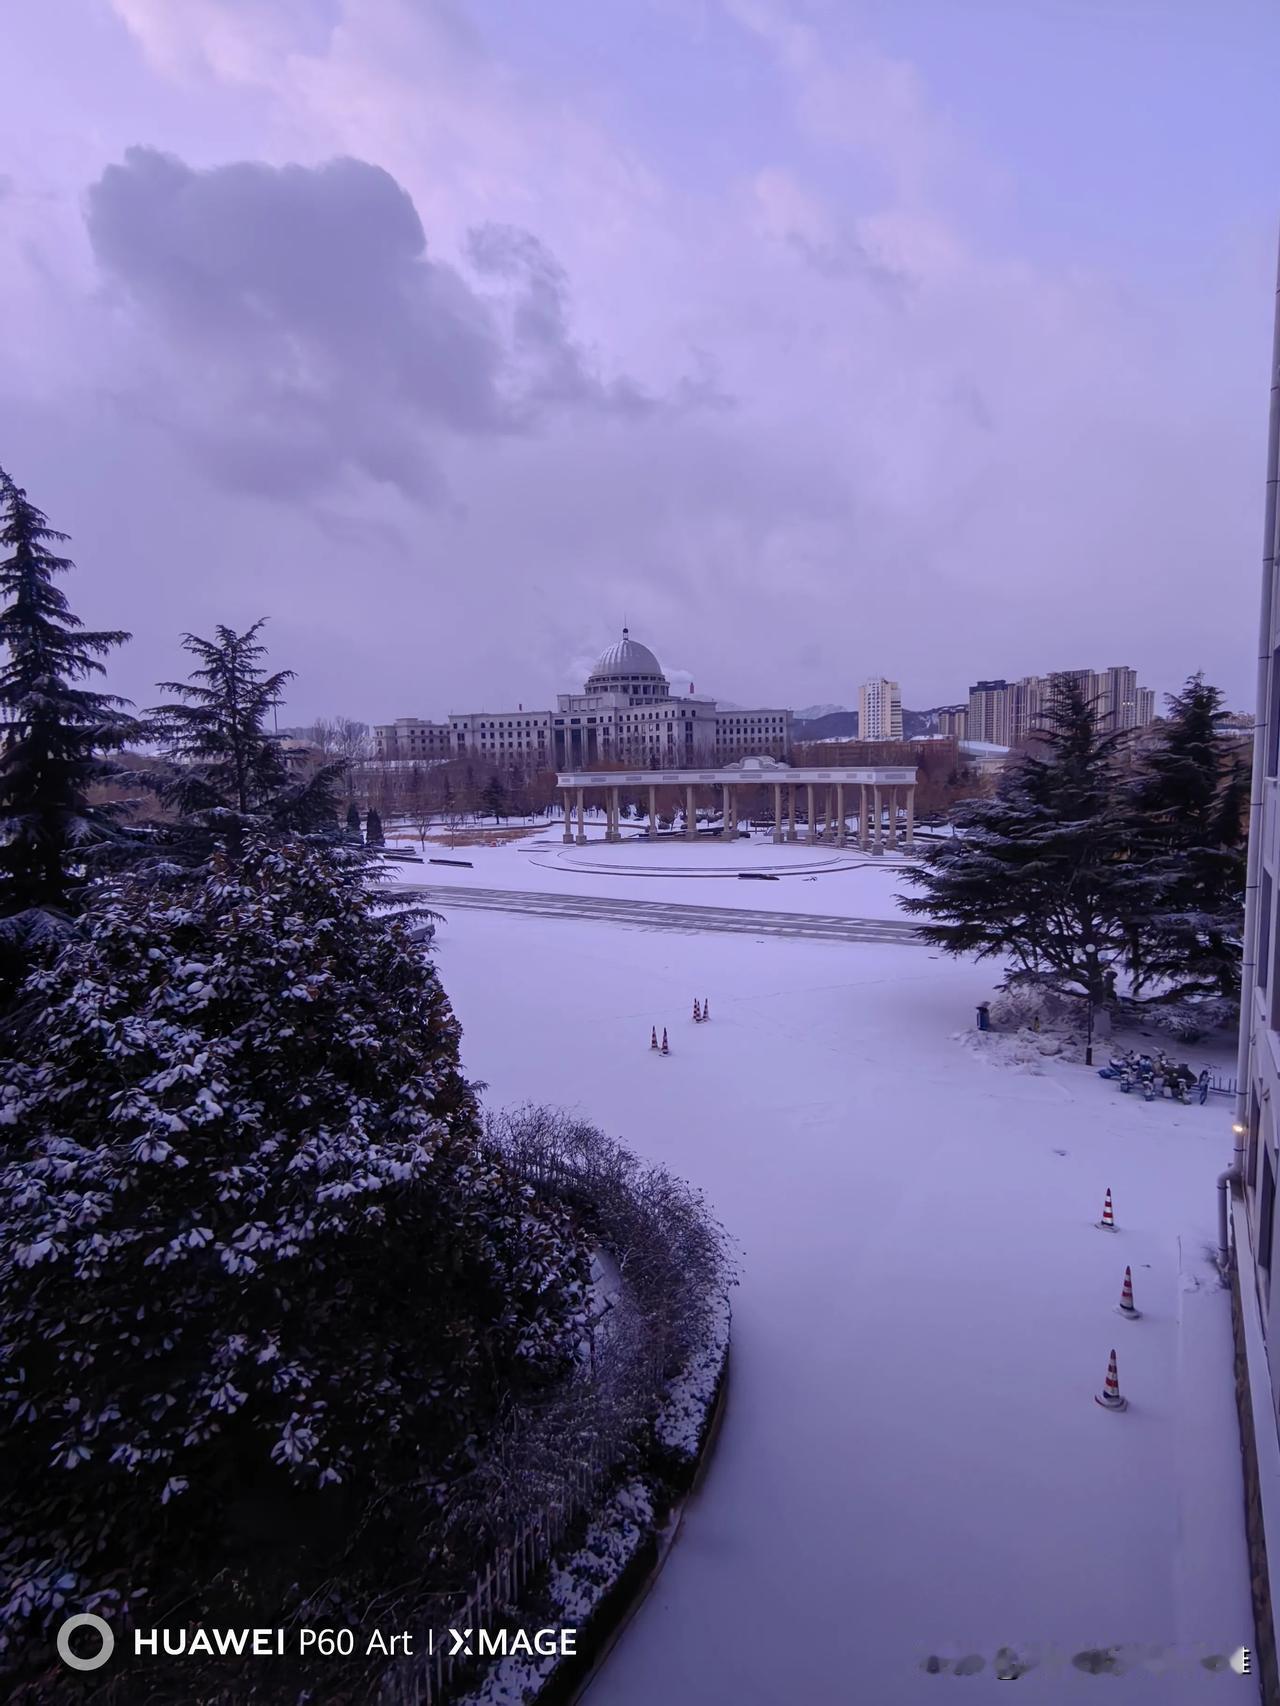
<box><xmin>1</xmin><ymin>0</ymin><xmax>1275</xmax><ymax>722</ymax></box>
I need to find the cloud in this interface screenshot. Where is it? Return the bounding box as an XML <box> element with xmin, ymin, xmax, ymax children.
<box><xmin>84</xmin><ymin>146</ymin><xmax>654</xmax><ymax>500</ymax></box>
<box><xmin>466</xmin><ymin>223</ymin><xmax>655</xmax><ymax>418</ymax></box>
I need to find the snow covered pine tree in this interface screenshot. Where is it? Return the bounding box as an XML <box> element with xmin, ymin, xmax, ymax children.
<box><xmin>1128</xmin><ymin>674</ymin><xmax>1248</xmax><ymax>1004</ymax></box>
<box><xmin>901</xmin><ymin>676</ymin><xmax>1145</xmax><ymax>1008</ymax></box>
<box><xmin>0</xmin><ymin>469</ymin><xmax>139</xmax><ymax>1002</ymax></box>
<box><xmin>0</xmin><ymin>836</ymin><xmax>589</xmax><ymax>1697</ymax></box>
<box><xmin>149</xmin><ymin>620</ymin><xmax>347</xmax><ymax>855</ymax></box>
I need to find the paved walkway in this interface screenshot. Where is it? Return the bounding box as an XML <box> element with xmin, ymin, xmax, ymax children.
<box><xmin>400</xmin><ymin>884</ymin><xmax>924</xmax><ymax>946</ymax></box>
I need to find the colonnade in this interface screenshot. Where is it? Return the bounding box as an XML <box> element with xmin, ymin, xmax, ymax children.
<box><xmin>558</xmin><ymin>779</ymin><xmax>915</xmax><ymax>854</ymax></box>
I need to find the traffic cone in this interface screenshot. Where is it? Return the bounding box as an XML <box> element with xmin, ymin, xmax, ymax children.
<box><xmin>702</xmin><ymin>998</ymin><xmax>710</xmax><ymax>1021</ymax></box>
<box><xmin>1094</xmin><ymin>1348</ymin><xmax>1127</xmax><ymax>1411</ymax></box>
<box><xmin>1096</xmin><ymin>1188</ymin><xmax>1116</xmax><ymax>1231</ymax></box>
<box><xmin>693</xmin><ymin>998</ymin><xmax>702</xmax><ymax>1023</ymax></box>
<box><xmin>661</xmin><ymin>1028</ymin><xmax>670</xmax><ymax>1056</ymax></box>
<box><xmin>1116</xmin><ymin>1266</ymin><xmax>1141</xmax><ymax>1320</ymax></box>
<box><xmin>650</xmin><ymin>1026</ymin><xmax>658</xmax><ymax>1051</ymax></box>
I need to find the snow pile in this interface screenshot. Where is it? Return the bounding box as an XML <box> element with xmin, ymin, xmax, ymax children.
<box><xmin>959</xmin><ymin>1024</ymin><xmax>1081</xmax><ymax>1072</ymax></box>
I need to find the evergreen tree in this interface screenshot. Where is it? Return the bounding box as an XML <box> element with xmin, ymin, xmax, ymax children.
<box><xmin>1128</xmin><ymin>675</ymin><xmax>1248</xmax><ymax>999</ymax></box>
<box><xmin>0</xmin><ymin>470</ymin><xmax>138</xmax><ymax>973</ymax></box>
<box><xmin>150</xmin><ymin>622</ymin><xmax>344</xmax><ymax>849</ymax></box>
<box><xmin>365</xmin><ymin>805</ymin><xmax>384</xmax><ymax>845</ymax></box>
<box><xmin>345</xmin><ymin>800</ymin><xmax>362</xmax><ymax>840</ymax></box>
<box><xmin>0</xmin><ymin>837</ymin><xmax>588</xmax><ymax>1686</ymax></box>
<box><xmin>901</xmin><ymin>678</ymin><xmax>1141</xmax><ymax>1005</ymax></box>
<box><xmin>481</xmin><ymin>773</ymin><xmax>507</xmax><ymax>822</ymax></box>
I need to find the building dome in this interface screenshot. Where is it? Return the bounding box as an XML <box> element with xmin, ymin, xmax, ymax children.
<box><xmin>585</xmin><ymin>626</ymin><xmax>671</xmax><ymax>702</ymax></box>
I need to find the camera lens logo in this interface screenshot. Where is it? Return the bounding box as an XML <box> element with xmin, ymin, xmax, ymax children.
<box><xmin>56</xmin><ymin>1614</ymin><xmax>115</xmax><ymax>1672</ymax></box>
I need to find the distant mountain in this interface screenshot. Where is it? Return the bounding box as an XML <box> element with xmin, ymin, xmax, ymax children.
<box><xmin>793</xmin><ymin>710</ymin><xmax>859</xmax><ymax>741</ymax></box>
<box><xmin>792</xmin><ymin>706</ymin><xmax>938</xmax><ymax>743</ymax></box>
<box><xmin>795</xmin><ymin>703</ymin><xmax>847</xmax><ymax>721</ymax></box>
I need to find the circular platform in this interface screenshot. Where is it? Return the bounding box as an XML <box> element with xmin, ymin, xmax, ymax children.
<box><xmin>526</xmin><ymin>837</ymin><xmax>897</xmax><ymax>879</ymax></box>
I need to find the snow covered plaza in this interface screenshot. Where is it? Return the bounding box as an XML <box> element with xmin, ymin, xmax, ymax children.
<box><xmin>393</xmin><ymin>831</ymin><xmax>1255</xmax><ymax>1703</ymax></box>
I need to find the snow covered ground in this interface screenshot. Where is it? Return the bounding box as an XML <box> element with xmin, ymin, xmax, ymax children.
<box><xmin>379</xmin><ymin>825</ymin><xmax>916</xmax><ymax>921</ymax></box>
<box><xmin>426</xmin><ymin>835</ymin><xmax>1253</xmax><ymax>1704</ymax></box>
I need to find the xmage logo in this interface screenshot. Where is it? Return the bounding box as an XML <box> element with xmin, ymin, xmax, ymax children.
<box><xmin>446</xmin><ymin>1628</ymin><xmax>577</xmax><ymax>1659</ymax></box>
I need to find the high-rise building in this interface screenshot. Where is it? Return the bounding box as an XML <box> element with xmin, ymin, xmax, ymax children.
<box><xmin>965</xmin><ymin>667</ymin><xmax>1155</xmax><ymax>748</ymax></box>
<box><xmin>966</xmin><ymin>679</ymin><xmax>1013</xmax><ymax>746</ymax></box>
<box><xmin>858</xmin><ymin>677</ymin><xmax>903</xmax><ymax>742</ymax></box>
<box><xmin>936</xmin><ymin>706</ymin><xmax>968</xmax><ymax>738</ymax></box>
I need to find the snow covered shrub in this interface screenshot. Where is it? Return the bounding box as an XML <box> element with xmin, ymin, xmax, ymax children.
<box><xmin>988</xmin><ymin>986</ymin><xmax>1089</xmax><ymax>1034</ymax></box>
<box><xmin>1138</xmin><ymin>995</ymin><xmax>1238</xmax><ymax>1045</ymax></box>
<box><xmin>487</xmin><ymin>1106</ymin><xmax>733</xmax><ymax>1388</ymax></box>
<box><xmin>0</xmin><ymin>839</ymin><xmax>590</xmax><ymax>1691</ymax></box>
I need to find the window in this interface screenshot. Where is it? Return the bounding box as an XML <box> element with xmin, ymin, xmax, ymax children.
<box><xmin>1261</xmin><ymin>1147</ymin><xmax>1277</xmax><ymax>1308</ymax></box>
<box><xmin>1268</xmin><ymin>647</ymin><xmax>1280</xmax><ymax>777</ymax></box>
<box><xmin>1249</xmin><ymin>1092</ymin><xmax>1263</xmax><ymax>1192</ymax></box>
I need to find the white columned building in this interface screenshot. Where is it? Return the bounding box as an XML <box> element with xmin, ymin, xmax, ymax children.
<box><xmin>553</xmin><ymin>755</ymin><xmax>917</xmax><ymax>852</ymax></box>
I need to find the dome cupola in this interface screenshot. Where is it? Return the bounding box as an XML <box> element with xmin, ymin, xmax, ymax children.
<box><xmin>584</xmin><ymin>626</ymin><xmax>670</xmax><ymax>703</ymax></box>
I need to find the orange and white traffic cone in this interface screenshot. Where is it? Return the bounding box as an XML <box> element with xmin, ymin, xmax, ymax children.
<box><xmin>661</xmin><ymin>1028</ymin><xmax>670</xmax><ymax>1056</ymax></box>
<box><xmin>702</xmin><ymin>997</ymin><xmax>710</xmax><ymax>1021</ymax></box>
<box><xmin>1094</xmin><ymin>1347</ymin><xmax>1127</xmax><ymax>1411</ymax></box>
<box><xmin>650</xmin><ymin>1026</ymin><xmax>658</xmax><ymax>1051</ymax></box>
<box><xmin>693</xmin><ymin>998</ymin><xmax>702</xmax><ymax>1023</ymax></box>
<box><xmin>1116</xmin><ymin>1266</ymin><xmax>1141</xmax><ymax>1320</ymax></box>
<box><xmin>1096</xmin><ymin>1188</ymin><xmax>1116</xmax><ymax>1231</ymax></box>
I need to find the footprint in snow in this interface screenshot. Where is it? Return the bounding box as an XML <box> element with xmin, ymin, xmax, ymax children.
<box><xmin>1052</xmin><ymin>1148</ymin><xmax>1068</xmax><ymax>1157</ymax></box>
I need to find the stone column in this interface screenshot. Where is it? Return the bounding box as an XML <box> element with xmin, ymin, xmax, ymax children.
<box><xmin>607</xmin><ymin>786</ymin><xmax>622</xmax><ymax>842</ymax></box>
<box><xmin>773</xmin><ymin>783</ymin><xmax>784</xmax><ymax>844</ymax></box>
<box><xmin>576</xmin><ymin>787</ymin><xmax>588</xmax><ymax>845</ymax></box>
<box><xmin>722</xmin><ymin>783</ymin><xmax>734</xmax><ymax>837</ymax></box>
<box><xmin>806</xmin><ymin>783</ymin><xmax>817</xmax><ymax>842</ymax></box>
<box><xmin>826</xmin><ymin>786</ymin><xmax>838</xmax><ymax>843</ymax></box>
<box><xmin>685</xmin><ymin>783</ymin><xmax>697</xmax><ymax>841</ymax></box>
<box><xmin>887</xmin><ymin>785</ymin><xmax>898</xmax><ymax>850</ymax></box>
<box><xmin>562</xmin><ymin>786</ymin><xmax>574</xmax><ymax>844</ymax></box>
<box><xmin>787</xmin><ymin>785</ymin><xmax>798</xmax><ymax>841</ymax></box>
<box><xmin>872</xmin><ymin>786</ymin><xmax>883</xmax><ymax>855</ymax></box>
<box><xmin>905</xmin><ymin>785</ymin><xmax>915</xmax><ymax>849</ymax></box>
<box><xmin>836</xmin><ymin>783</ymin><xmax>846</xmax><ymax>846</ymax></box>
<box><xmin>648</xmin><ymin>784</ymin><xmax>658</xmax><ymax>839</ymax></box>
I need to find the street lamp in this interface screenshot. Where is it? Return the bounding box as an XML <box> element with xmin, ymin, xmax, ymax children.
<box><xmin>1085</xmin><ymin>996</ymin><xmax>1094</xmax><ymax>1068</ymax></box>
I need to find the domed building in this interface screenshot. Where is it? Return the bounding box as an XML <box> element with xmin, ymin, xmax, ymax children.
<box><xmin>552</xmin><ymin>627</ymin><xmax>789</xmax><ymax>769</ymax></box>
<box><xmin>373</xmin><ymin>626</ymin><xmax>792</xmax><ymax>770</ymax></box>
<box><xmin>582</xmin><ymin>628</ymin><xmax>670</xmax><ymax>702</ymax></box>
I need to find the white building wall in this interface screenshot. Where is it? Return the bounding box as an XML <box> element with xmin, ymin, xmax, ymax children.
<box><xmin>858</xmin><ymin>678</ymin><xmax>902</xmax><ymax>742</ymax></box>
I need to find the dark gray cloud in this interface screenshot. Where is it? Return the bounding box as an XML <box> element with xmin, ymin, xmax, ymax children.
<box><xmin>467</xmin><ymin>223</ymin><xmax>655</xmax><ymax>418</ymax></box>
<box><xmin>85</xmin><ymin>147</ymin><xmax>650</xmax><ymax>500</ymax></box>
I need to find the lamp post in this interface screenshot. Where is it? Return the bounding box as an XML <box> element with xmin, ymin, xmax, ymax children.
<box><xmin>1085</xmin><ymin>995</ymin><xmax>1094</xmax><ymax>1068</ymax></box>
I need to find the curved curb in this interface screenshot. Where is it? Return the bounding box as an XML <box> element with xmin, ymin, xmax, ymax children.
<box><xmin>454</xmin><ymin>1329</ymin><xmax>732</xmax><ymax>1706</ymax></box>
<box><xmin>525</xmin><ymin>849</ymin><xmax>892</xmax><ymax>881</ymax></box>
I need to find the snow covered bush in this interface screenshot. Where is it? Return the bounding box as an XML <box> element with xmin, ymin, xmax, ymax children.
<box><xmin>987</xmin><ymin>986</ymin><xmax>1091</xmax><ymax>1035</ymax></box>
<box><xmin>0</xmin><ymin>838</ymin><xmax>590</xmax><ymax>1694</ymax></box>
<box><xmin>1137</xmin><ymin>995</ymin><xmax>1238</xmax><ymax>1045</ymax></box>
<box><xmin>486</xmin><ymin>1106</ymin><xmax>733</xmax><ymax>1389</ymax></box>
